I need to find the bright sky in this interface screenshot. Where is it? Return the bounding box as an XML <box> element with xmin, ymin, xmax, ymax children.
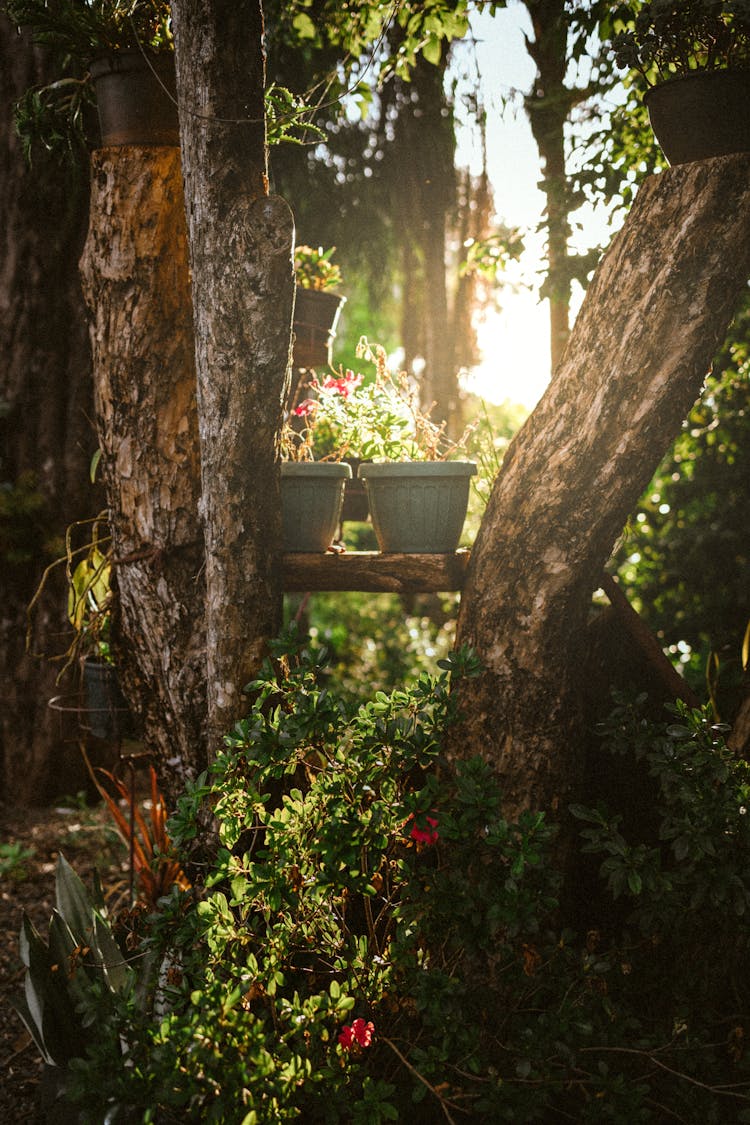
<box><xmin>455</xmin><ymin>5</ymin><xmax>611</xmax><ymax>408</ymax></box>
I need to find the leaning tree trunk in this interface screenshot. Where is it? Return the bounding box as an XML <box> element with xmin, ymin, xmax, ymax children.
<box><xmin>453</xmin><ymin>154</ymin><xmax>750</xmax><ymax>822</ymax></box>
<box><xmin>0</xmin><ymin>17</ymin><xmax>97</xmax><ymax>803</ymax></box>
<box><xmin>79</xmin><ymin>150</ymin><xmax>207</xmax><ymax>803</ymax></box>
<box><xmin>171</xmin><ymin>0</ymin><xmax>295</xmax><ymax>750</ymax></box>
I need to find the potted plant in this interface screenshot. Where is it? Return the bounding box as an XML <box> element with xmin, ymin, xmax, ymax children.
<box><xmin>67</xmin><ymin>541</ymin><xmax>131</xmax><ymax>740</ymax></box>
<box><xmin>5</xmin><ymin>0</ymin><xmax>176</xmax><ymax>158</ymax></box>
<box><xmin>281</xmin><ymin>401</ymin><xmax>351</xmax><ymax>553</ymax></box>
<box><xmin>292</xmin><ymin>244</ymin><xmax>347</xmax><ymax>370</ymax></box>
<box><xmin>290</xmin><ymin>339</ymin><xmax>476</xmax><ymax>554</ymax></box>
<box><xmin>611</xmin><ymin>0</ymin><xmax>750</xmax><ymax>164</ymax></box>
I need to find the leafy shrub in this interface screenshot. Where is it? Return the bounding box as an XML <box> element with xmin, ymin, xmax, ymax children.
<box><xmin>573</xmin><ymin>694</ymin><xmax>750</xmax><ymax>1035</ymax></box>
<box><xmin>61</xmin><ymin>643</ymin><xmax>750</xmax><ymax>1123</ymax></box>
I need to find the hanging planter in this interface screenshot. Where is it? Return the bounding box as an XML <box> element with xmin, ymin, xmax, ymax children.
<box><xmin>292</xmin><ymin>289</ymin><xmax>346</xmax><ymax>369</ymax></box>
<box><xmin>8</xmin><ymin>1</ymin><xmax>175</xmax><ymax>157</ymax></box>
<box><xmin>83</xmin><ymin>658</ymin><xmax>132</xmax><ymax>741</ymax></box>
<box><xmin>281</xmin><ymin>462</ymin><xmax>352</xmax><ymax>552</ymax></box>
<box><xmin>358</xmin><ymin>462</ymin><xmax>476</xmax><ymax>553</ymax></box>
<box><xmin>643</xmin><ymin>70</ymin><xmax>750</xmax><ymax>165</ymax></box>
<box><xmin>610</xmin><ymin>5</ymin><xmax>750</xmax><ymax>166</ymax></box>
<box><xmin>90</xmin><ymin>50</ymin><xmax>179</xmax><ymax>147</ymax></box>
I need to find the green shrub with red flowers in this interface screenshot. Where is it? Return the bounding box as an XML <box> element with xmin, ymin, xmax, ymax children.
<box><xmin>60</xmin><ymin>634</ymin><xmax>750</xmax><ymax>1123</ymax></box>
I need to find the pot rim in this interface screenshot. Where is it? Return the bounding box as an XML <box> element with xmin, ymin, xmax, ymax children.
<box><xmin>357</xmin><ymin>460</ymin><xmax>476</xmax><ymax>479</ymax></box>
<box><xmin>281</xmin><ymin>461</ymin><xmax>352</xmax><ymax>478</ymax></box>
<box><xmin>294</xmin><ymin>287</ymin><xmax>345</xmax><ymax>306</ymax></box>
<box><xmin>644</xmin><ymin>67</ymin><xmax>750</xmax><ymax>101</ymax></box>
<box><xmin>90</xmin><ymin>49</ymin><xmax>174</xmax><ymax>77</ymax></box>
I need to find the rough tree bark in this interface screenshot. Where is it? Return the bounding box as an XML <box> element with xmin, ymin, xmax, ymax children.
<box><xmin>452</xmin><ymin>155</ymin><xmax>750</xmax><ymax>821</ymax></box>
<box><xmin>0</xmin><ymin>17</ymin><xmax>97</xmax><ymax>803</ymax></box>
<box><xmin>78</xmin><ymin>150</ymin><xmax>206</xmax><ymax>802</ymax></box>
<box><xmin>171</xmin><ymin>0</ymin><xmax>295</xmax><ymax>749</ymax></box>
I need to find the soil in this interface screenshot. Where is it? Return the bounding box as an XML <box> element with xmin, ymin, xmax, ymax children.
<box><xmin>0</xmin><ymin>798</ymin><xmax>128</xmax><ymax>1123</ymax></box>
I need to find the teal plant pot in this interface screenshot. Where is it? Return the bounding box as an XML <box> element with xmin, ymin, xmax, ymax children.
<box><xmin>358</xmin><ymin>461</ymin><xmax>476</xmax><ymax>553</ymax></box>
<box><xmin>281</xmin><ymin>462</ymin><xmax>352</xmax><ymax>552</ymax></box>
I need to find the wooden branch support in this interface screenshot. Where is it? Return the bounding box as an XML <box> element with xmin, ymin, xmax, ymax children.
<box><xmin>282</xmin><ymin>549</ymin><xmax>470</xmax><ymax>593</ymax></box>
<box><xmin>600</xmin><ymin>572</ymin><xmax>700</xmax><ymax>709</ymax></box>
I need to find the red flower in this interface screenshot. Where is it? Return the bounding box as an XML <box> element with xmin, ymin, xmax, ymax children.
<box><xmin>319</xmin><ymin>370</ymin><xmax>363</xmax><ymax>399</ymax></box>
<box><xmin>407</xmin><ymin>813</ymin><xmax>439</xmax><ymax>846</ymax></box>
<box><xmin>293</xmin><ymin>399</ymin><xmax>317</xmax><ymax>417</ymax></box>
<box><xmin>338</xmin><ymin>1017</ymin><xmax>374</xmax><ymax>1050</ymax></box>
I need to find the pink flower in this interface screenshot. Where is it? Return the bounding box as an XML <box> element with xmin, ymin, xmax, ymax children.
<box><xmin>338</xmin><ymin>369</ymin><xmax>363</xmax><ymax>398</ymax></box>
<box><xmin>407</xmin><ymin>813</ymin><xmax>439</xmax><ymax>846</ymax></box>
<box><xmin>338</xmin><ymin>1017</ymin><xmax>375</xmax><ymax>1050</ymax></box>
<box><xmin>293</xmin><ymin>399</ymin><xmax>317</xmax><ymax>417</ymax></box>
<box><xmin>319</xmin><ymin>370</ymin><xmax>363</xmax><ymax>399</ymax></box>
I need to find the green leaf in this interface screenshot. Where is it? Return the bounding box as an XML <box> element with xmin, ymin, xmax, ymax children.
<box><xmin>292</xmin><ymin>12</ymin><xmax>316</xmax><ymax>40</ymax></box>
<box><xmin>421</xmin><ymin>35</ymin><xmax>442</xmax><ymax>65</ymax></box>
<box><xmin>54</xmin><ymin>854</ymin><xmax>96</xmax><ymax>947</ymax></box>
<box><xmin>627</xmin><ymin>870</ymin><xmax>642</xmax><ymax>895</ymax></box>
<box><xmin>89</xmin><ymin>447</ymin><xmax>102</xmax><ymax>483</ymax></box>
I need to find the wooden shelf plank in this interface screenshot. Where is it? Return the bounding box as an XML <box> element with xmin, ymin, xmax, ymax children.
<box><xmin>282</xmin><ymin>549</ymin><xmax>470</xmax><ymax>593</ymax></box>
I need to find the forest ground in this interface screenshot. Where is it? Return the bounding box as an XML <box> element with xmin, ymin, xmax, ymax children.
<box><xmin>0</xmin><ymin>796</ymin><xmax>127</xmax><ymax>1122</ymax></box>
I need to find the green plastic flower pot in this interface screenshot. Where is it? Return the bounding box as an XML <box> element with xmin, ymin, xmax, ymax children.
<box><xmin>281</xmin><ymin>462</ymin><xmax>352</xmax><ymax>552</ymax></box>
<box><xmin>357</xmin><ymin>462</ymin><xmax>476</xmax><ymax>553</ymax></box>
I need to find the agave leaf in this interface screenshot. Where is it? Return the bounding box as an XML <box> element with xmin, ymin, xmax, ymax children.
<box><xmin>18</xmin><ymin>915</ymin><xmax>51</xmax><ymax>1061</ymax></box>
<box><xmin>48</xmin><ymin>909</ymin><xmax>94</xmax><ymax>1010</ymax></box>
<box><xmin>54</xmin><ymin>854</ymin><xmax>97</xmax><ymax>948</ymax></box>
<box><xmin>14</xmin><ymin>991</ymin><xmax>53</xmax><ymax>1066</ymax></box>
<box><xmin>19</xmin><ymin>911</ymin><xmax>43</xmax><ymax>969</ymax></box>
<box><xmin>94</xmin><ymin>914</ymin><xmax>131</xmax><ymax>994</ymax></box>
<box><xmin>20</xmin><ymin>911</ymin><xmax>88</xmax><ymax>1067</ymax></box>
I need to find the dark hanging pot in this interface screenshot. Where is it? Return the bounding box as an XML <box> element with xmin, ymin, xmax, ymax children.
<box><xmin>644</xmin><ymin>69</ymin><xmax>750</xmax><ymax>165</ymax></box>
<box><xmin>292</xmin><ymin>288</ymin><xmax>346</xmax><ymax>369</ymax></box>
<box><xmin>358</xmin><ymin>462</ymin><xmax>476</xmax><ymax>553</ymax></box>
<box><xmin>83</xmin><ymin>658</ymin><xmax>131</xmax><ymax>741</ymax></box>
<box><xmin>281</xmin><ymin>462</ymin><xmax>352</xmax><ymax>551</ymax></box>
<box><xmin>90</xmin><ymin>50</ymin><xmax>179</xmax><ymax>147</ymax></box>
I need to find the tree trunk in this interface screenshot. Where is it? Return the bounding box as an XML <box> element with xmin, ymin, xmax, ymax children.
<box><xmin>452</xmin><ymin>155</ymin><xmax>750</xmax><ymax>822</ymax></box>
<box><xmin>524</xmin><ymin>0</ymin><xmax>574</xmax><ymax>371</ymax></box>
<box><xmin>79</xmin><ymin>150</ymin><xmax>207</xmax><ymax>803</ymax></box>
<box><xmin>0</xmin><ymin>18</ymin><xmax>98</xmax><ymax>804</ymax></box>
<box><xmin>171</xmin><ymin>0</ymin><xmax>295</xmax><ymax>749</ymax></box>
<box><xmin>389</xmin><ymin>53</ymin><xmax>459</xmax><ymax>428</ymax></box>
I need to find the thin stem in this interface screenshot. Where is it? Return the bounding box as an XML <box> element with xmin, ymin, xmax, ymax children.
<box><xmin>380</xmin><ymin>1035</ymin><xmax>467</xmax><ymax>1123</ymax></box>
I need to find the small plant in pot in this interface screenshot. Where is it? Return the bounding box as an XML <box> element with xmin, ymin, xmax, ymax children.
<box><xmin>280</xmin><ymin>398</ymin><xmax>351</xmax><ymax>554</ymax></box>
<box><xmin>5</xmin><ymin>0</ymin><xmax>176</xmax><ymax>159</ymax></box>
<box><xmin>27</xmin><ymin>510</ymin><xmax>133</xmax><ymax>740</ymax></box>
<box><xmin>290</xmin><ymin>339</ymin><xmax>476</xmax><ymax>554</ymax></box>
<box><xmin>292</xmin><ymin>244</ymin><xmax>346</xmax><ymax>370</ymax></box>
<box><xmin>67</xmin><ymin>540</ymin><xmax>131</xmax><ymax>741</ymax></box>
<box><xmin>611</xmin><ymin>0</ymin><xmax>750</xmax><ymax>164</ymax></box>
